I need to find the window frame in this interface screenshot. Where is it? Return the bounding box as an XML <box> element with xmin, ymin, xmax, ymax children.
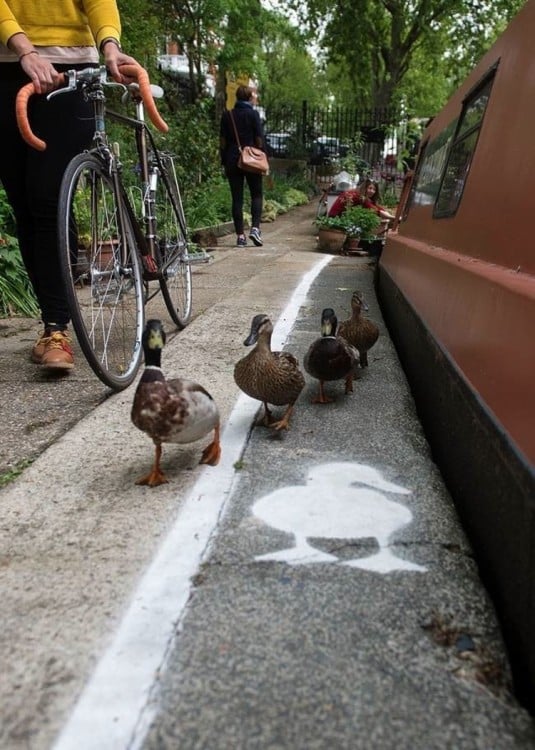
<box><xmin>433</xmin><ymin>62</ymin><xmax>499</xmax><ymax>219</ymax></box>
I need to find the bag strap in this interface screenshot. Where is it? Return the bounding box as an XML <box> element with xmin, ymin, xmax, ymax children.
<box><xmin>228</xmin><ymin>109</ymin><xmax>243</xmax><ymax>151</ymax></box>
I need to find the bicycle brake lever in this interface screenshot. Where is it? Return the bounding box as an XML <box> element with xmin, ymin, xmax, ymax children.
<box><xmin>46</xmin><ymin>70</ymin><xmax>76</xmax><ymax>100</ymax></box>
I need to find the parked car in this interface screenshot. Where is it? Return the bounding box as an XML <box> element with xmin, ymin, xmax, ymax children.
<box><xmin>265</xmin><ymin>132</ymin><xmax>292</xmax><ymax>157</ymax></box>
<box><xmin>309</xmin><ymin>136</ymin><xmax>342</xmax><ymax>165</ymax></box>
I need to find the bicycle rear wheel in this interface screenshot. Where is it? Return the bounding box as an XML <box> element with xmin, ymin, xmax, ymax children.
<box><xmin>58</xmin><ymin>152</ymin><xmax>145</xmax><ymax>390</ymax></box>
<box><xmin>153</xmin><ymin>154</ymin><xmax>192</xmax><ymax>328</ymax></box>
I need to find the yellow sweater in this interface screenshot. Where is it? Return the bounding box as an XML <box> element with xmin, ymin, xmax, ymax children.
<box><xmin>0</xmin><ymin>0</ymin><xmax>120</xmax><ymax>49</ymax></box>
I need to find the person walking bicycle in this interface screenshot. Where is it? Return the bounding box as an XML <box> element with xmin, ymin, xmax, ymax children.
<box><xmin>0</xmin><ymin>0</ymin><xmax>138</xmax><ymax>371</ymax></box>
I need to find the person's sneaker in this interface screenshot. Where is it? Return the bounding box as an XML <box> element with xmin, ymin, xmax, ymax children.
<box><xmin>237</xmin><ymin>235</ymin><xmax>247</xmax><ymax>247</ymax></box>
<box><xmin>249</xmin><ymin>227</ymin><xmax>263</xmax><ymax>246</ymax></box>
<box><xmin>40</xmin><ymin>331</ymin><xmax>74</xmax><ymax>370</ymax></box>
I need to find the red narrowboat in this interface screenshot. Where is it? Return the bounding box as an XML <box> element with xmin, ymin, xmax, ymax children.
<box><xmin>378</xmin><ymin>0</ymin><xmax>535</xmax><ymax>711</ymax></box>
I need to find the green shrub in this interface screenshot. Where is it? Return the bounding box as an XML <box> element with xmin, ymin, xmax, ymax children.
<box><xmin>339</xmin><ymin>205</ymin><xmax>381</xmax><ymax>239</ymax></box>
<box><xmin>0</xmin><ymin>234</ymin><xmax>39</xmax><ymax>318</ymax></box>
<box><xmin>317</xmin><ymin>205</ymin><xmax>380</xmax><ymax>240</ymax></box>
<box><xmin>315</xmin><ymin>215</ymin><xmax>348</xmax><ymax>232</ymax></box>
<box><xmin>184</xmin><ymin>172</ymin><xmax>313</xmax><ymax>230</ymax></box>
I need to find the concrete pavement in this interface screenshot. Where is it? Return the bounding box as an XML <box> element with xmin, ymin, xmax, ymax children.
<box><xmin>1</xmin><ymin>202</ymin><xmax>534</xmax><ymax>749</ymax></box>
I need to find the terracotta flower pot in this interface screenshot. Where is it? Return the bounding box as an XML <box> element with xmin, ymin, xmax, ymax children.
<box><xmin>317</xmin><ymin>227</ymin><xmax>347</xmax><ymax>253</ymax></box>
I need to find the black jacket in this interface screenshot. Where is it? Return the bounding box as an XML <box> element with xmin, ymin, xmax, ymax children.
<box><xmin>220</xmin><ymin>101</ymin><xmax>265</xmax><ymax>167</ymax></box>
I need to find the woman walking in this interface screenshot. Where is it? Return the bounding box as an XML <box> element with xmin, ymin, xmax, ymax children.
<box><xmin>220</xmin><ymin>85</ymin><xmax>265</xmax><ymax>247</ymax></box>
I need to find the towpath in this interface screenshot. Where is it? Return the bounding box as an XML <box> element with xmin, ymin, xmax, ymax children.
<box><xmin>1</xmin><ymin>202</ymin><xmax>534</xmax><ymax>749</ymax></box>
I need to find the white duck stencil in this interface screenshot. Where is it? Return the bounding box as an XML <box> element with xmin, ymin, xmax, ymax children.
<box><xmin>253</xmin><ymin>462</ymin><xmax>426</xmax><ymax>573</ymax></box>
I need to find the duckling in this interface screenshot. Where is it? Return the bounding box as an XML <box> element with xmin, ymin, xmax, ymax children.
<box><xmin>338</xmin><ymin>290</ymin><xmax>379</xmax><ymax>368</ymax></box>
<box><xmin>234</xmin><ymin>314</ymin><xmax>305</xmax><ymax>431</ymax></box>
<box><xmin>131</xmin><ymin>319</ymin><xmax>221</xmax><ymax>487</ymax></box>
<box><xmin>304</xmin><ymin>307</ymin><xmax>358</xmax><ymax>403</ymax></box>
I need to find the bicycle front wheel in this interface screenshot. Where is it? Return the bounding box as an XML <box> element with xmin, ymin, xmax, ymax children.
<box><xmin>58</xmin><ymin>152</ymin><xmax>145</xmax><ymax>390</ymax></box>
<box><xmin>154</xmin><ymin>154</ymin><xmax>192</xmax><ymax>329</ymax></box>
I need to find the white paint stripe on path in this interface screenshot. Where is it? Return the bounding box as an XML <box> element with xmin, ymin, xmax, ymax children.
<box><xmin>53</xmin><ymin>254</ymin><xmax>332</xmax><ymax>750</ymax></box>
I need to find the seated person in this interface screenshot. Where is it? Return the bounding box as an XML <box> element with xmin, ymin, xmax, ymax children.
<box><xmin>328</xmin><ymin>179</ymin><xmax>395</xmax><ymax>226</ymax></box>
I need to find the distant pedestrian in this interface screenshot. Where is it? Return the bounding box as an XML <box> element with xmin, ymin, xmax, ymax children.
<box><xmin>220</xmin><ymin>85</ymin><xmax>265</xmax><ymax>248</ymax></box>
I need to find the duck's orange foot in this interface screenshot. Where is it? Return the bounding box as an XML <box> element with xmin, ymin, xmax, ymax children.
<box><xmin>311</xmin><ymin>394</ymin><xmax>333</xmax><ymax>404</ymax></box>
<box><xmin>200</xmin><ymin>437</ymin><xmax>221</xmax><ymax>466</ymax></box>
<box><xmin>345</xmin><ymin>374</ymin><xmax>354</xmax><ymax>394</ymax></box>
<box><xmin>135</xmin><ymin>468</ymin><xmax>169</xmax><ymax>487</ymax></box>
<box><xmin>270</xmin><ymin>404</ymin><xmax>295</xmax><ymax>431</ymax></box>
<box><xmin>257</xmin><ymin>404</ymin><xmax>275</xmax><ymax>427</ymax></box>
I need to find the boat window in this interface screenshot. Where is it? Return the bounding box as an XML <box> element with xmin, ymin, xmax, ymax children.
<box><xmin>434</xmin><ymin>71</ymin><xmax>496</xmax><ymax>218</ymax></box>
<box><xmin>407</xmin><ymin>119</ymin><xmax>457</xmax><ymax>210</ymax></box>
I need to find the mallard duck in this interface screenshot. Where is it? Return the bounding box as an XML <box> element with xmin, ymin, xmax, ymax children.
<box><xmin>233</xmin><ymin>314</ymin><xmax>305</xmax><ymax>431</ymax></box>
<box><xmin>303</xmin><ymin>307</ymin><xmax>357</xmax><ymax>403</ymax></box>
<box><xmin>131</xmin><ymin>319</ymin><xmax>221</xmax><ymax>487</ymax></box>
<box><xmin>338</xmin><ymin>290</ymin><xmax>379</xmax><ymax>368</ymax></box>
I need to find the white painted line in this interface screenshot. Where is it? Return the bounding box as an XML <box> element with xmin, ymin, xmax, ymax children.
<box><xmin>53</xmin><ymin>253</ymin><xmax>332</xmax><ymax>750</ymax></box>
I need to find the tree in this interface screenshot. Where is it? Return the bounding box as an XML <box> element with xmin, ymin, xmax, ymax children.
<box><xmin>284</xmin><ymin>0</ymin><xmax>525</xmax><ymax>111</ymax></box>
<box><xmin>259</xmin><ymin>14</ymin><xmax>327</xmax><ymax>110</ymax></box>
<box><xmin>117</xmin><ymin>0</ymin><xmax>161</xmax><ymax>72</ymax></box>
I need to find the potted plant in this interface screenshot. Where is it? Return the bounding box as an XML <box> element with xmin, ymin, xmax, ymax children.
<box><xmin>339</xmin><ymin>205</ymin><xmax>381</xmax><ymax>254</ymax></box>
<box><xmin>315</xmin><ymin>214</ymin><xmax>348</xmax><ymax>253</ymax></box>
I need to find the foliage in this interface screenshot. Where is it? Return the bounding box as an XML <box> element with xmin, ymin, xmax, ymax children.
<box><xmin>316</xmin><ymin>205</ymin><xmax>380</xmax><ymax>240</ymax></box>
<box><xmin>117</xmin><ymin>0</ymin><xmax>161</xmax><ymax>74</ymax></box>
<box><xmin>0</xmin><ymin>458</ymin><xmax>34</xmax><ymax>488</ymax></box>
<box><xmin>184</xmin><ymin>171</ymin><xmax>313</xmax><ymax>229</ymax></box>
<box><xmin>315</xmin><ymin>215</ymin><xmax>348</xmax><ymax>233</ymax></box>
<box><xmin>0</xmin><ymin>138</ymin><xmax>43</xmax><ymax>319</ymax></box>
<box><xmin>0</xmin><ymin>187</ymin><xmax>16</xmax><ymax>235</ymax></box>
<box><xmin>282</xmin><ymin>0</ymin><xmax>525</xmax><ymax>112</ymax></box>
<box><xmin>338</xmin><ymin>205</ymin><xmax>380</xmax><ymax>239</ymax></box>
<box><xmin>333</xmin><ymin>133</ymin><xmax>371</xmax><ymax>178</ymax></box>
<box><xmin>0</xmin><ymin>233</ymin><xmax>40</xmax><ymax>318</ymax></box>
<box><xmin>259</xmin><ymin>16</ymin><xmax>327</xmax><ymax>110</ymax></box>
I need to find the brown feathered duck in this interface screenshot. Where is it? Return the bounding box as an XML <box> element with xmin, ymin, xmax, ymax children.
<box><xmin>338</xmin><ymin>290</ymin><xmax>379</xmax><ymax>368</ymax></box>
<box><xmin>303</xmin><ymin>307</ymin><xmax>358</xmax><ymax>403</ymax></box>
<box><xmin>131</xmin><ymin>319</ymin><xmax>221</xmax><ymax>487</ymax></box>
<box><xmin>234</xmin><ymin>314</ymin><xmax>305</xmax><ymax>431</ymax></box>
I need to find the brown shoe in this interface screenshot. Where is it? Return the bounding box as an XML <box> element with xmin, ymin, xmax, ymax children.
<box><xmin>31</xmin><ymin>329</ymin><xmax>51</xmax><ymax>363</ymax></box>
<box><xmin>31</xmin><ymin>328</ymin><xmax>68</xmax><ymax>363</ymax></box>
<box><xmin>39</xmin><ymin>331</ymin><xmax>74</xmax><ymax>370</ymax></box>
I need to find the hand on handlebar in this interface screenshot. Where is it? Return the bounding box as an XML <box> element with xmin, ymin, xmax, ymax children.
<box><xmin>102</xmin><ymin>45</ymin><xmax>139</xmax><ymax>85</ymax></box>
<box><xmin>19</xmin><ymin>53</ymin><xmax>64</xmax><ymax>95</ymax></box>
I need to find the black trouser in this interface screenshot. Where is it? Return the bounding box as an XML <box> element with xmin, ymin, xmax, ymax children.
<box><xmin>224</xmin><ymin>162</ymin><xmax>263</xmax><ymax>235</ymax></box>
<box><xmin>0</xmin><ymin>63</ymin><xmax>94</xmax><ymax>328</ymax></box>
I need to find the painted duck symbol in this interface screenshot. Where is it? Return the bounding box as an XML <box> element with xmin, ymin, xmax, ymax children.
<box><xmin>253</xmin><ymin>462</ymin><xmax>426</xmax><ymax>573</ymax></box>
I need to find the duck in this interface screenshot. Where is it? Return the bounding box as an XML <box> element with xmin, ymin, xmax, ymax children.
<box><xmin>253</xmin><ymin>462</ymin><xmax>426</xmax><ymax>573</ymax></box>
<box><xmin>303</xmin><ymin>307</ymin><xmax>358</xmax><ymax>403</ymax></box>
<box><xmin>338</xmin><ymin>290</ymin><xmax>379</xmax><ymax>368</ymax></box>
<box><xmin>233</xmin><ymin>314</ymin><xmax>305</xmax><ymax>431</ymax></box>
<box><xmin>131</xmin><ymin>319</ymin><xmax>221</xmax><ymax>487</ymax></box>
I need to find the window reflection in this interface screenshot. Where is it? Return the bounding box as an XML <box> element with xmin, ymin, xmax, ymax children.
<box><xmin>434</xmin><ymin>70</ymin><xmax>496</xmax><ymax>218</ymax></box>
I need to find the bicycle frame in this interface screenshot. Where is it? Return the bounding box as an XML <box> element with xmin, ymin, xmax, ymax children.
<box><xmin>54</xmin><ymin>67</ymin><xmax>186</xmax><ymax>283</ymax></box>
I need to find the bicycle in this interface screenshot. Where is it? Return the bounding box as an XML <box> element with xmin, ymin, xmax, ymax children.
<box><xmin>17</xmin><ymin>64</ymin><xmax>196</xmax><ymax>390</ymax></box>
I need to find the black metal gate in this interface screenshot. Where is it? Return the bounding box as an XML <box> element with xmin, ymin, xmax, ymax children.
<box><xmin>263</xmin><ymin>102</ymin><xmax>402</xmax><ymax>167</ymax></box>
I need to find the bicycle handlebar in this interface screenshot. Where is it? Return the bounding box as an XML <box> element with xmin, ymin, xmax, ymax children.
<box><xmin>16</xmin><ymin>62</ymin><xmax>169</xmax><ymax>151</ymax></box>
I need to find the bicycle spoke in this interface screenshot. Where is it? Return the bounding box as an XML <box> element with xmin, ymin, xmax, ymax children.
<box><xmin>153</xmin><ymin>154</ymin><xmax>192</xmax><ymax>328</ymax></box>
<box><xmin>58</xmin><ymin>153</ymin><xmax>144</xmax><ymax>389</ymax></box>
